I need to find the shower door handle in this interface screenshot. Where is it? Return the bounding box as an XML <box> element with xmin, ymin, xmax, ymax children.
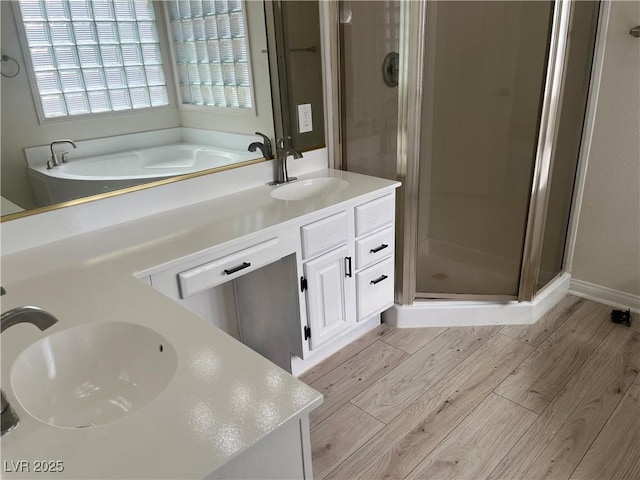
<box><xmin>382</xmin><ymin>52</ymin><xmax>399</xmax><ymax>87</ymax></box>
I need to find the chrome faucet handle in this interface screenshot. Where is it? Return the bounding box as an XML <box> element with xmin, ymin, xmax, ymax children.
<box><xmin>60</xmin><ymin>152</ymin><xmax>70</xmax><ymax>163</ymax></box>
<box><xmin>276</xmin><ymin>136</ymin><xmax>293</xmax><ymax>152</ymax></box>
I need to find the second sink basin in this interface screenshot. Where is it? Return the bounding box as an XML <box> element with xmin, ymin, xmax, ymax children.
<box><xmin>271</xmin><ymin>177</ymin><xmax>349</xmax><ymax>201</ymax></box>
<box><xmin>10</xmin><ymin>322</ymin><xmax>177</xmax><ymax>429</ymax></box>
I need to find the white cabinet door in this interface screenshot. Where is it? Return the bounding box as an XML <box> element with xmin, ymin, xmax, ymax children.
<box><xmin>304</xmin><ymin>245</ymin><xmax>354</xmax><ymax>350</ymax></box>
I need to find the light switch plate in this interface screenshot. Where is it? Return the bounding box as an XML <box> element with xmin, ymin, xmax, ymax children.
<box><xmin>297</xmin><ymin>103</ymin><xmax>313</xmax><ymax>133</ymax></box>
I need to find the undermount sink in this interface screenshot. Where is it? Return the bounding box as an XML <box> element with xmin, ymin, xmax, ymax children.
<box><xmin>271</xmin><ymin>177</ymin><xmax>349</xmax><ymax>201</ymax></box>
<box><xmin>10</xmin><ymin>322</ymin><xmax>177</xmax><ymax>429</ymax></box>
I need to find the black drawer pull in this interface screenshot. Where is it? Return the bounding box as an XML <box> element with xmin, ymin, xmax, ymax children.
<box><xmin>370</xmin><ymin>244</ymin><xmax>389</xmax><ymax>254</ymax></box>
<box><xmin>224</xmin><ymin>262</ymin><xmax>251</xmax><ymax>275</ymax></box>
<box><xmin>370</xmin><ymin>274</ymin><xmax>388</xmax><ymax>285</ymax></box>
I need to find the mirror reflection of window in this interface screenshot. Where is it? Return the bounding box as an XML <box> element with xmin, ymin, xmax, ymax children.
<box><xmin>15</xmin><ymin>0</ymin><xmax>256</xmax><ymax>119</ymax></box>
<box><xmin>17</xmin><ymin>0</ymin><xmax>170</xmax><ymax>119</ymax></box>
<box><xmin>166</xmin><ymin>0</ymin><xmax>253</xmax><ymax>109</ymax></box>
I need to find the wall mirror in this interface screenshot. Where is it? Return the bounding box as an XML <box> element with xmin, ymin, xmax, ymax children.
<box><xmin>0</xmin><ymin>0</ymin><xmax>325</xmax><ymax>220</ymax></box>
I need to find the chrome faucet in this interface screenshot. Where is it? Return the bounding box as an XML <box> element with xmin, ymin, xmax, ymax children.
<box><xmin>1</xmin><ymin>306</ymin><xmax>59</xmax><ymax>333</ymax></box>
<box><xmin>248</xmin><ymin>132</ymin><xmax>274</xmax><ymax>160</ymax></box>
<box><xmin>48</xmin><ymin>139</ymin><xmax>77</xmax><ymax>169</ymax></box>
<box><xmin>270</xmin><ymin>136</ymin><xmax>303</xmax><ymax>186</ymax></box>
<box><xmin>1</xmin><ymin>306</ymin><xmax>59</xmax><ymax>436</ymax></box>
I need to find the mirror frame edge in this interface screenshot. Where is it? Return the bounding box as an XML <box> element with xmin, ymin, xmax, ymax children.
<box><xmin>0</xmin><ymin>156</ymin><xmax>267</xmax><ymax>223</ymax></box>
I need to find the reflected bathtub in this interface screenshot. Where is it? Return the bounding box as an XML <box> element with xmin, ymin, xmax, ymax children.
<box><xmin>27</xmin><ymin>143</ymin><xmax>258</xmax><ymax>206</ymax></box>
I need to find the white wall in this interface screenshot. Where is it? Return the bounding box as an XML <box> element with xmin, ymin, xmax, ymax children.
<box><xmin>571</xmin><ymin>1</ymin><xmax>640</xmax><ymax>298</ymax></box>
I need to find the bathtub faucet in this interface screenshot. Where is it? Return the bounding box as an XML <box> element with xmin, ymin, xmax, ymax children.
<box><xmin>48</xmin><ymin>139</ymin><xmax>77</xmax><ymax>169</ymax></box>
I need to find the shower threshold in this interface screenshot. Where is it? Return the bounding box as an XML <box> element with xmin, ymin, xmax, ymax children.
<box><xmin>384</xmin><ymin>273</ymin><xmax>570</xmax><ymax>328</ymax></box>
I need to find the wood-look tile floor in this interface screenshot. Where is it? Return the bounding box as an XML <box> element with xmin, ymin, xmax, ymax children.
<box><xmin>301</xmin><ymin>295</ymin><xmax>640</xmax><ymax>480</ymax></box>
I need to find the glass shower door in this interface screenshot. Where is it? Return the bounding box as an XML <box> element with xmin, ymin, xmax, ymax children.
<box><xmin>416</xmin><ymin>1</ymin><xmax>554</xmax><ymax>297</ymax></box>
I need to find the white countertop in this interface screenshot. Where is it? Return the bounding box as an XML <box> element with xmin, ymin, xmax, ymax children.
<box><xmin>0</xmin><ymin>168</ymin><xmax>399</xmax><ymax>479</ymax></box>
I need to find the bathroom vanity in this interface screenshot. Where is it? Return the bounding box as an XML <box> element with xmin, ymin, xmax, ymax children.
<box><xmin>140</xmin><ymin>174</ymin><xmax>398</xmax><ymax>374</ymax></box>
<box><xmin>0</xmin><ymin>166</ymin><xmax>399</xmax><ymax>479</ymax></box>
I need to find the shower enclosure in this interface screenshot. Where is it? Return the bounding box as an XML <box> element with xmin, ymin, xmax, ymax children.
<box><xmin>335</xmin><ymin>0</ymin><xmax>600</xmax><ymax>314</ymax></box>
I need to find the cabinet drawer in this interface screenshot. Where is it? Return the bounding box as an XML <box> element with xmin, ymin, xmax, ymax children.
<box><xmin>178</xmin><ymin>237</ymin><xmax>280</xmax><ymax>298</ymax></box>
<box><xmin>355</xmin><ymin>226</ymin><xmax>394</xmax><ymax>270</ymax></box>
<box><xmin>356</xmin><ymin>257</ymin><xmax>394</xmax><ymax>322</ymax></box>
<box><xmin>355</xmin><ymin>194</ymin><xmax>394</xmax><ymax>237</ymax></box>
<box><xmin>301</xmin><ymin>212</ymin><xmax>348</xmax><ymax>259</ymax></box>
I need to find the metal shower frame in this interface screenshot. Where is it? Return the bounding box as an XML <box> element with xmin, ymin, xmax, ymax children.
<box><xmin>324</xmin><ymin>0</ymin><xmax>577</xmax><ymax>305</ymax></box>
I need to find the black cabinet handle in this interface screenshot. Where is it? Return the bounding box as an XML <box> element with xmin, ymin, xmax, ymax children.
<box><xmin>370</xmin><ymin>244</ymin><xmax>389</xmax><ymax>254</ymax></box>
<box><xmin>224</xmin><ymin>262</ymin><xmax>251</xmax><ymax>275</ymax></box>
<box><xmin>345</xmin><ymin>257</ymin><xmax>353</xmax><ymax>278</ymax></box>
<box><xmin>370</xmin><ymin>274</ymin><xmax>388</xmax><ymax>285</ymax></box>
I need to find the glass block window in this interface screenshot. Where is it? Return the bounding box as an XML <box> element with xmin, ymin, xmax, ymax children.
<box><xmin>18</xmin><ymin>0</ymin><xmax>169</xmax><ymax>118</ymax></box>
<box><xmin>167</xmin><ymin>0</ymin><xmax>252</xmax><ymax>109</ymax></box>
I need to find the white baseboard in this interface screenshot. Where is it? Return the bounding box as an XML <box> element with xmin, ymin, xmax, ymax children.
<box><xmin>290</xmin><ymin>314</ymin><xmax>381</xmax><ymax>377</ymax></box>
<box><xmin>385</xmin><ymin>273</ymin><xmax>571</xmax><ymax>327</ymax></box>
<box><xmin>569</xmin><ymin>279</ymin><xmax>640</xmax><ymax>313</ymax></box>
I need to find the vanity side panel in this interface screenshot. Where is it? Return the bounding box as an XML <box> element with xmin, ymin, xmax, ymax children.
<box><xmin>170</xmin><ymin>283</ymin><xmax>240</xmax><ymax>338</ymax></box>
<box><xmin>235</xmin><ymin>254</ymin><xmax>303</xmax><ymax>372</ymax></box>
<box><xmin>208</xmin><ymin>415</ymin><xmax>309</xmax><ymax>480</ymax></box>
